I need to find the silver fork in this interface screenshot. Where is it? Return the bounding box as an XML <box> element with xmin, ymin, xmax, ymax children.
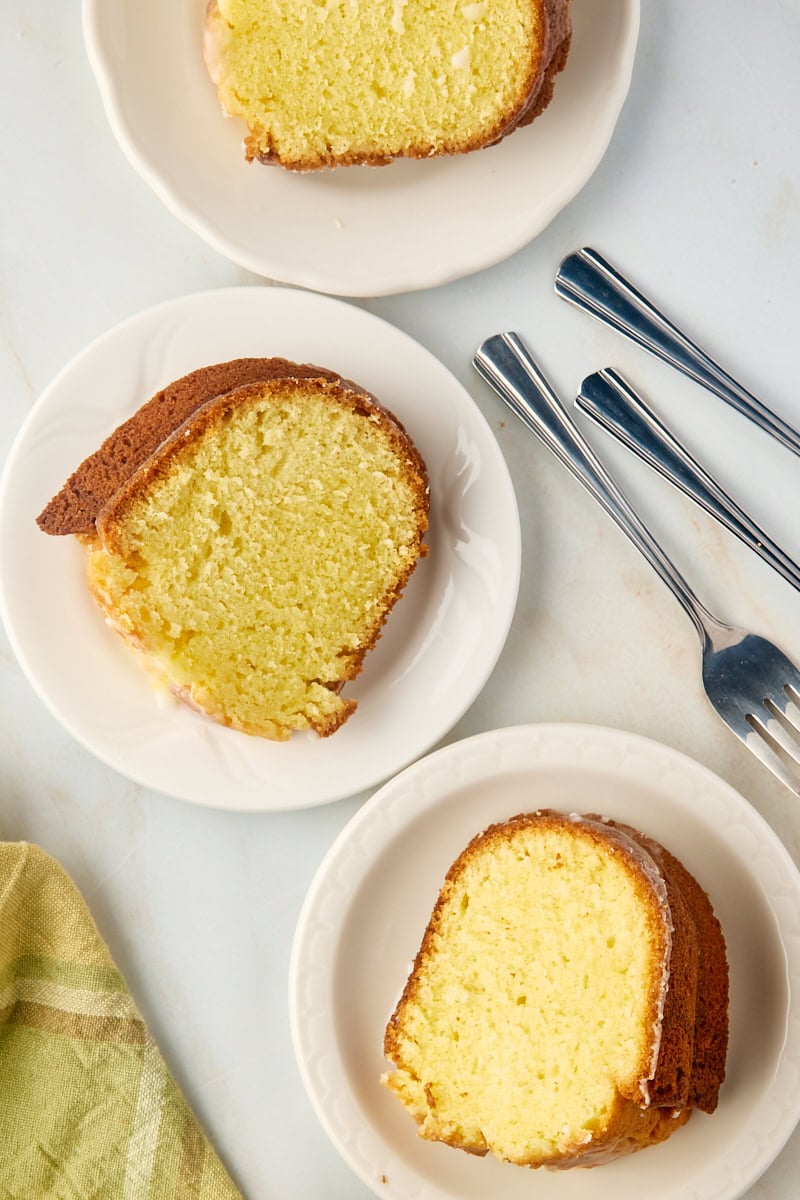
<box><xmin>474</xmin><ymin>331</ymin><xmax>800</xmax><ymax>797</ymax></box>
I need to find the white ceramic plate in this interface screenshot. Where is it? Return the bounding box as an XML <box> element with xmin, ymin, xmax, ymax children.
<box><xmin>82</xmin><ymin>0</ymin><xmax>639</xmax><ymax>296</ymax></box>
<box><xmin>290</xmin><ymin>723</ymin><xmax>800</xmax><ymax>1200</ymax></box>
<box><xmin>0</xmin><ymin>287</ymin><xmax>520</xmax><ymax>811</ymax></box>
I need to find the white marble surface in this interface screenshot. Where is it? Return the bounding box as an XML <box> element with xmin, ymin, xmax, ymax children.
<box><xmin>2</xmin><ymin>1</ymin><xmax>800</xmax><ymax>1196</ymax></box>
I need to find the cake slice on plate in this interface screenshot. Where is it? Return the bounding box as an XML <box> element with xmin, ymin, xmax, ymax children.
<box><xmin>38</xmin><ymin>360</ymin><xmax>429</xmax><ymax>740</ymax></box>
<box><xmin>383</xmin><ymin>810</ymin><xmax>728</xmax><ymax>1167</ymax></box>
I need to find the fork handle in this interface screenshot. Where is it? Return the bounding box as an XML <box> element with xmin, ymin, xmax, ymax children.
<box><xmin>473</xmin><ymin>333</ymin><xmax>722</xmax><ymax>643</ymax></box>
<box><xmin>577</xmin><ymin>369</ymin><xmax>800</xmax><ymax>595</ymax></box>
<box><xmin>555</xmin><ymin>248</ymin><xmax>800</xmax><ymax>459</ymax></box>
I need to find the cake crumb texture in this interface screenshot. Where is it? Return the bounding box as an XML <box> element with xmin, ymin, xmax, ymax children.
<box><xmin>382</xmin><ymin>810</ymin><xmax>728</xmax><ymax>1168</ymax></box>
<box><xmin>204</xmin><ymin>0</ymin><xmax>572</xmax><ymax>168</ymax></box>
<box><xmin>36</xmin><ymin>358</ymin><xmax>345</xmax><ymax>536</ymax></box>
<box><xmin>82</xmin><ymin>373</ymin><xmax>428</xmax><ymax>740</ymax></box>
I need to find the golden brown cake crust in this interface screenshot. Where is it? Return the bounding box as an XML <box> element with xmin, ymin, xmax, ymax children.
<box><xmin>383</xmin><ymin>810</ymin><xmax>729</xmax><ymax>1168</ymax></box>
<box><xmin>36</xmin><ymin>358</ymin><xmax>362</xmax><ymax>536</ymax></box>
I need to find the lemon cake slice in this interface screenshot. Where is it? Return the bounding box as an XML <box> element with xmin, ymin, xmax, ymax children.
<box><xmin>382</xmin><ymin>810</ymin><xmax>728</xmax><ymax>1168</ymax></box>
<box><xmin>39</xmin><ymin>363</ymin><xmax>429</xmax><ymax>740</ymax></box>
<box><xmin>204</xmin><ymin>0</ymin><xmax>572</xmax><ymax>169</ymax></box>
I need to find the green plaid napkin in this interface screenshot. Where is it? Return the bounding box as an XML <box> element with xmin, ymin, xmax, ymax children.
<box><xmin>0</xmin><ymin>842</ymin><xmax>243</xmax><ymax>1199</ymax></box>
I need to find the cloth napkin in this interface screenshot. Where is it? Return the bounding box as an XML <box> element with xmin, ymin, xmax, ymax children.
<box><xmin>0</xmin><ymin>842</ymin><xmax>243</xmax><ymax>1199</ymax></box>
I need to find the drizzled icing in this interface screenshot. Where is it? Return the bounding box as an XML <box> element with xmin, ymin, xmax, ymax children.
<box><xmin>485</xmin><ymin>0</ymin><xmax>572</xmax><ymax>148</ymax></box>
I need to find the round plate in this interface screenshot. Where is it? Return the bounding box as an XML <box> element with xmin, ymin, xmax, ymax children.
<box><xmin>290</xmin><ymin>723</ymin><xmax>800</xmax><ymax>1200</ymax></box>
<box><xmin>82</xmin><ymin>0</ymin><xmax>639</xmax><ymax>297</ymax></box>
<box><xmin>0</xmin><ymin>288</ymin><xmax>520</xmax><ymax>811</ymax></box>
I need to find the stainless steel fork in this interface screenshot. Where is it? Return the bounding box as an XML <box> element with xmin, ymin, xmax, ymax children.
<box><xmin>474</xmin><ymin>331</ymin><xmax>800</xmax><ymax>797</ymax></box>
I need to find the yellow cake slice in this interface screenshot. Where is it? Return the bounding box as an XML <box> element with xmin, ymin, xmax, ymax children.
<box><xmin>382</xmin><ymin>811</ymin><xmax>728</xmax><ymax>1168</ymax></box>
<box><xmin>48</xmin><ymin>365</ymin><xmax>428</xmax><ymax>740</ymax></box>
<box><xmin>204</xmin><ymin>0</ymin><xmax>572</xmax><ymax>169</ymax></box>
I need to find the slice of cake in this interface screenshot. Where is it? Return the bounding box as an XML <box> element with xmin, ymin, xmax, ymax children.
<box><xmin>204</xmin><ymin>0</ymin><xmax>572</xmax><ymax>169</ymax></box>
<box><xmin>38</xmin><ymin>362</ymin><xmax>429</xmax><ymax>740</ymax></box>
<box><xmin>382</xmin><ymin>810</ymin><xmax>728</xmax><ymax>1168</ymax></box>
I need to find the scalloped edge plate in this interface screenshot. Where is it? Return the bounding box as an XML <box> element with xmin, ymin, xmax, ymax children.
<box><xmin>0</xmin><ymin>287</ymin><xmax>520</xmax><ymax>810</ymax></box>
<box><xmin>290</xmin><ymin>723</ymin><xmax>800</xmax><ymax>1199</ymax></box>
<box><xmin>82</xmin><ymin>0</ymin><xmax>639</xmax><ymax>296</ymax></box>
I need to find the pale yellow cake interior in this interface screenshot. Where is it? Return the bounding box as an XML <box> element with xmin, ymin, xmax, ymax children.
<box><xmin>383</xmin><ymin>824</ymin><xmax>665</xmax><ymax>1164</ymax></box>
<box><xmin>86</xmin><ymin>388</ymin><xmax>425</xmax><ymax>738</ymax></box>
<box><xmin>208</xmin><ymin>0</ymin><xmax>542</xmax><ymax>164</ymax></box>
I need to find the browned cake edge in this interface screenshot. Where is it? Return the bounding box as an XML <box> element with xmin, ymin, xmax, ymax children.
<box><xmin>608</xmin><ymin>821</ymin><xmax>729</xmax><ymax>1113</ymax></box>
<box><xmin>36</xmin><ymin>358</ymin><xmax>362</xmax><ymax>536</ymax></box>
<box><xmin>487</xmin><ymin>0</ymin><xmax>572</xmax><ymax>142</ymax></box>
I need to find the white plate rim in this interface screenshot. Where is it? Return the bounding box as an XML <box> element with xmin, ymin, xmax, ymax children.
<box><xmin>289</xmin><ymin>721</ymin><xmax>800</xmax><ymax>1200</ymax></box>
<box><xmin>0</xmin><ymin>286</ymin><xmax>521</xmax><ymax>811</ymax></box>
<box><xmin>80</xmin><ymin>0</ymin><xmax>640</xmax><ymax>296</ymax></box>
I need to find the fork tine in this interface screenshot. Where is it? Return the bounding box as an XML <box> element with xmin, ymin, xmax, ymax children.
<box><xmin>764</xmin><ymin>694</ymin><xmax>800</xmax><ymax>741</ymax></box>
<box><xmin>750</xmin><ymin>707</ymin><xmax>800</xmax><ymax>770</ymax></box>
<box><xmin>782</xmin><ymin>684</ymin><xmax>800</xmax><ymax>729</ymax></box>
<box><xmin>770</xmin><ymin>645</ymin><xmax>800</xmax><ymax>690</ymax></box>
<box><xmin>742</xmin><ymin>719</ymin><xmax>800</xmax><ymax>797</ymax></box>
<box><xmin>755</xmin><ymin>649</ymin><xmax>800</xmax><ymax>734</ymax></box>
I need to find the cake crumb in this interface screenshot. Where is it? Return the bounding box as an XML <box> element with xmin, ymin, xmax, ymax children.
<box><xmin>390</xmin><ymin>0</ymin><xmax>407</xmax><ymax>33</ymax></box>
